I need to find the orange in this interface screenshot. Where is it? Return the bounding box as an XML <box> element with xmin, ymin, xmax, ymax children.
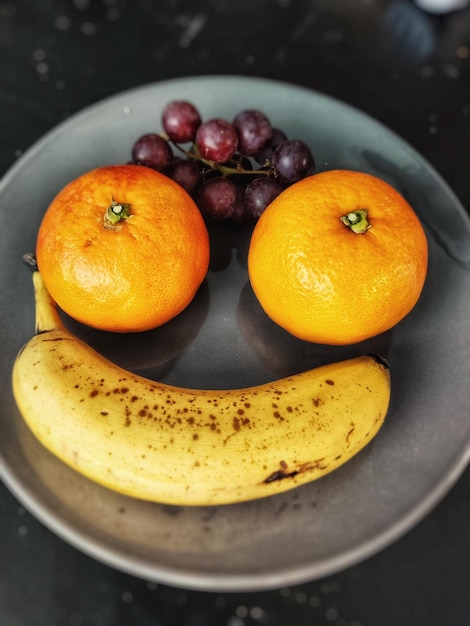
<box><xmin>36</xmin><ymin>164</ymin><xmax>210</xmax><ymax>332</ymax></box>
<box><xmin>247</xmin><ymin>169</ymin><xmax>428</xmax><ymax>345</ymax></box>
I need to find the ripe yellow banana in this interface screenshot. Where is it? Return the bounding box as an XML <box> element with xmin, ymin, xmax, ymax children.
<box><xmin>12</xmin><ymin>272</ymin><xmax>391</xmax><ymax>506</ymax></box>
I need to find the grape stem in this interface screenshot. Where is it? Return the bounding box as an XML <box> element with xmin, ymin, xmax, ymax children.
<box><xmin>162</xmin><ymin>133</ymin><xmax>275</xmax><ymax>178</ymax></box>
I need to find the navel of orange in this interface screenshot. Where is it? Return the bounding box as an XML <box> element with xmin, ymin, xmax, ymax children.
<box><xmin>247</xmin><ymin>169</ymin><xmax>428</xmax><ymax>345</ymax></box>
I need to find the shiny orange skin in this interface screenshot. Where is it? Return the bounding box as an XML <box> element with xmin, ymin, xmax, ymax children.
<box><xmin>36</xmin><ymin>164</ymin><xmax>210</xmax><ymax>332</ymax></box>
<box><xmin>248</xmin><ymin>169</ymin><xmax>428</xmax><ymax>345</ymax></box>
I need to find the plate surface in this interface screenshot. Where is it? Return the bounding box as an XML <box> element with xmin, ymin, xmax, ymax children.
<box><xmin>1</xmin><ymin>76</ymin><xmax>469</xmax><ymax>592</ymax></box>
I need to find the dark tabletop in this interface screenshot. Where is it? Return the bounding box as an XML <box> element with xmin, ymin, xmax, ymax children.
<box><xmin>1</xmin><ymin>1</ymin><xmax>470</xmax><ymax>625</ymax></box>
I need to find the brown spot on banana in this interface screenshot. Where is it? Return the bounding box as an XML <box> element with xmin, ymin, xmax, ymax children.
<box><xmin>264</xmin><ymin>461</ymin><xmax>299</xmax><ymax>484</ymax></box>
<box><xmin>263</xmin><ymin>458</ymin><xmax>329</xmax><ymax>484</ymax></box>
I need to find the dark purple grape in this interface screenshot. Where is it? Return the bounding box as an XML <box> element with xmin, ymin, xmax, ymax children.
<box><xmin>161</xmin><ymin>100</ymin><xmax>202</xmax><ymax>144</ymax></box>
<box><xmin>233</xmin><ymin>109</ymin><xmax>273</xmax><ymax>156</ymax></box>
<box><xmin>272</xmin><ymin>139</ymin><xmax>314</xmax><ymax>184</ymax></box>
<box><xmin>195</xmin><ymin>119</ymin><xmax>238</xmax><ymax>164</ymax></box>
<box><xmin>230</xmin><ymin>184</ymin><xmax>251</xmax><ymax>222</ymax></box>
<box><xmin>166</xmin><ymin>158</ymin><xmax>202</xmax><ymax>196</ymax></box>
<box><xmin>244</xmin><ymin>177</ymin><xmax>283</xmax><ymax>218</ymax></box>
<box><xmin>256</xmin><ymin>127</ymin><xmax>288</xmax><ymax>166</ymax></box>
<box><xmin>272</xmin><ymin>127</ymin><xmax>288</xmax><ymax>146</ymax></box>
<box><xmin>197</xmin><ymin>177</ymin><xmax>237</xmax><ymax>219</ymax></box>
<box><xmin>132</xmin><ymin>133</ymin><xmax>173</xmax><ymax>172</ymax></box>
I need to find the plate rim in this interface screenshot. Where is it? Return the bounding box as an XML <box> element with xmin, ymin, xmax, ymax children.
<box><xmin>1</xmin><ymin>75</ymin><xmax>469</xmax><ymax>592</ymax></box>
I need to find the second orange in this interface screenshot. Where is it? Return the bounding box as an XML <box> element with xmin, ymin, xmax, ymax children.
<box><xmin>248</xmin><ymin>169</ymin><xmax>428</xmax><ymax>345</ymax></box>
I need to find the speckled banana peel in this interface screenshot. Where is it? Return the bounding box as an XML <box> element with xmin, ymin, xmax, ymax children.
<box><xmin>12</xmin><ymin>272</ymin><xmax>391</xmax><ymax>506</ymax></box>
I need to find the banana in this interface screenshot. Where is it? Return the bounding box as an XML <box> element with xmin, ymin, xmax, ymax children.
<box><xmin>12</xmin><ymin>271</ymin><xmax>391</xmax><ymax>506</ymax></box>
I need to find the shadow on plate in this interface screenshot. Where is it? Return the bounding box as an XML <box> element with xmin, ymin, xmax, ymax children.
<box><xmin>60</xmin><ymin>280</ymin><xmax>210</xmax><ymax>374</ymax></box>
<box><xmin>236</xmin><ymin>280</ymin><xmax>393</xmax><ymax>378</ymax></box>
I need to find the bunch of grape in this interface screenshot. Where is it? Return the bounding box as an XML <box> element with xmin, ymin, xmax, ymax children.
<box><xmin>130</xmin><ymin>100</ymin><xmax>315</xmax><ymax>221</ymax></box>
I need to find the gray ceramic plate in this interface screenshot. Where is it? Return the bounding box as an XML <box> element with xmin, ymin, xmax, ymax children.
<box><xmin>1</xmin><ymin>76</ymin><xmax>469</xmax><ymax>592</ymax></box>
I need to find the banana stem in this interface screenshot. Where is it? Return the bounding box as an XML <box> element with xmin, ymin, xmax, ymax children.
<box><xmin>32</xmin><ymin>271</ymin><xmax>64</xmax><ymax>334</ymax></box>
